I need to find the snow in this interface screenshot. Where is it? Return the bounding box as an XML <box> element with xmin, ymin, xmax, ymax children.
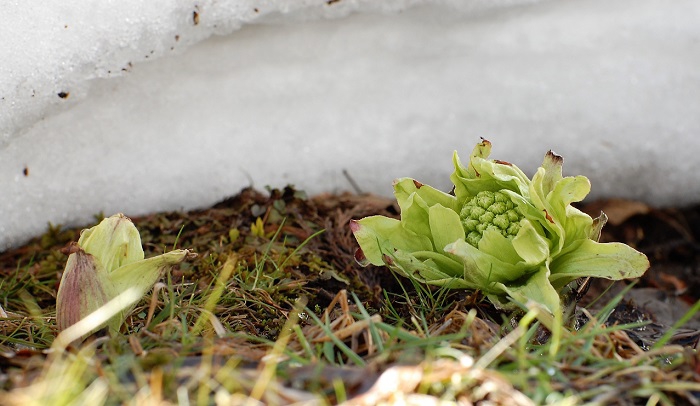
<box><xmin>1</xmin><ymin>0</ymin><xmax>700</xmax><ymax>250</ymax></box>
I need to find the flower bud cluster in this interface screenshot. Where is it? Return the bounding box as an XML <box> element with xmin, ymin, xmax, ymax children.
<box><xmin>460</xmin><ymin>190</ymin><xmax>523</xmax><ymax>247</ymax></box>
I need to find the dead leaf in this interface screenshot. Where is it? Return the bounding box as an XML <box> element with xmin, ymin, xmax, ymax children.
<box><xmin>582</xmin><ymin>198</ymin><xmax>651</xmax><ymax>226</ymax></box>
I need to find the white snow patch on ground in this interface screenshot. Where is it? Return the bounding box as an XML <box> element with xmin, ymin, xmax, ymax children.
<box><xmin>1</xmin><ymin>0</ymin><xmax>699</xmax><ymax>249</ymax></box>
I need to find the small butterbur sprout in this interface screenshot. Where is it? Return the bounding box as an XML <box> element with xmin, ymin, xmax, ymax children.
<box><xmin>352</xmin><ymin>139</ymin><xmax>649</xmax><ymax>318</ymax></box>
<box><xmin>251</xmin><ymin>217</ymin><xmax>265</xmax><ymax>238</ymax></box>
<box><xmin>56</xmin><ymin>213</ymin><xmax>194</xmax><ymax>339</ymax></box>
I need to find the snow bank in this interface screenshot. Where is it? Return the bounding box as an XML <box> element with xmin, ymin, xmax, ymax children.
<box><xmin>1</xmin><ymin>0</ymin><xmax>699</xmax><ymax>250</ymax></box>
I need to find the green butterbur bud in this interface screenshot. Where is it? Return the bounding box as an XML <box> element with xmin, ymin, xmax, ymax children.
<box><xmin>56</xmin><ymin>214</ymin><xmax>194</xmax><ymax>338</ymax></box>
<box><xmin>460</xmin><ymin>190</ymin><xmax>524</xmax><ymax>247</ymax></box>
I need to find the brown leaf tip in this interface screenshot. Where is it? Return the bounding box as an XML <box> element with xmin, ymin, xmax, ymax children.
<box><xmin>543</xmin><ymin>209</ymin><xmax>555</xmax><ymax>223</ymax></box>
<box><xmin>546</xmin><ymin>150</ymin><xmax>564</xmax><ymax>165</ymax></box>
<box><xmin>60</xmin><ymin>242</ymin><xmax>82</xmax><ymax>255</ymax></box>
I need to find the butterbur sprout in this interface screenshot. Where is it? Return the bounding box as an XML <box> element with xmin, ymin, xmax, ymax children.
<box><xmin>56</xmin><ymin>213</ymin><xmax>195</xmax><ymax>339</ymax></box>
<box><xmin>352</xmin><ymin>139</ymin><xmax>649</xmax><ymax>317</ymax></box>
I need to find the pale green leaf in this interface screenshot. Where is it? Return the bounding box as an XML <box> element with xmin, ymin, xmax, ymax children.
<box><xmin>428</xmin><ymin>204</ymin><xmax>465</xmax><ymax>252</ymax></box>
<box><xmin>477</xmin><ymin>228</ymin><xmax>521</xmax><ymax>264</ymax></box>
<box><xmin>511</xmin><ymin>220</ymin><xmax>550</xmax><ymax>266</ymax></box>
<box><xmin>412</xmin><ymin>250</ymin><xmax>464</xmax><ymax>277</ymax></box>
<box><xmin>79</xmin><ymin>214</ymin><xmax>144</xmax><ymax>273</ymax></box>
<box><xmin>396</xmin><ymin>192</ymin><xmax>432</xmax><ymax>239</ymax></box>
<box><xmin>394</xmin><ymin>177</ymin><xmax>459</xmax><ymax>212</ymax></box>
<box><xmin>445</xmin><ymin>239</ymin><xmax>524</xmax><ymax>289</ymax></box>
<box><xmin>549</xmin><ymin>239</ymin><xmax>650</xmax><ymax>289</ymax></box>
<box><xmin>110</xmin><ymin>250</ymin><xmax>190</xmax><ymax>301</ymax></box>
<box><xmin>388</xmin><ymin>249</ymin><xmax>472</xmax><ymax>289</ymax></box>
<box><xmin>495</xmin><ymin>266</ymin><xmax>561</xmax><ymax>314</ymax></box>
<box><xmin>352</xmin><ymin>216</ymin><xmax>432</xmax><ymax>266</ymax></box>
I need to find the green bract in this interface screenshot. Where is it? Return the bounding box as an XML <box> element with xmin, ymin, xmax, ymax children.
<box><xmin>351</xmin><ymin>140</ymin><xmax>649</xmax><ymax>314</ymax></box>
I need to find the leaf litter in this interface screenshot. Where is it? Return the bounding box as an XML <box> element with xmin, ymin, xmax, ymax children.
<box><xmin>0</xmin><ymin>186</ymin><xmax>699</xmax><ymax>404</ymax></box>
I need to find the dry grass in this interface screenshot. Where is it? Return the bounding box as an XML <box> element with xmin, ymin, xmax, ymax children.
<box><xmin>1</xmin><ymin>187</ymin><xmax>699</xmax><ymax>405</ymax></box>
